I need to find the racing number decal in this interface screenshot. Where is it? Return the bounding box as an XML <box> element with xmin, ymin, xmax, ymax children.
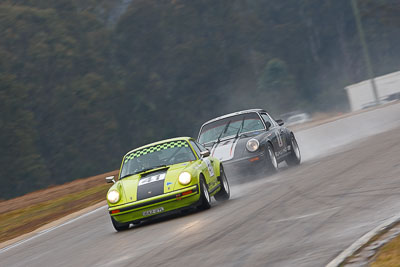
<box><xmin>276</xmin><ymin>130</ymin><xmax>283</xmax><ymax>147</ymax></box>
<box><xmin>138</xmin><ymin>173</ymin><xmax>166</xmax><ymax>186</ymax></box>
<box><xmin>203</xmin><ymin>158</ymin><xmax>215</xmax><ymax>177</ymax></box>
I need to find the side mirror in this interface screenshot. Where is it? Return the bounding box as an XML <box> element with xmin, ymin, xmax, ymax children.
<box><xmin>200</xmin><ymin>150</ymin><xmax>210</xmax><ymax>158</ymax></box>
<box><xmin>106</xmin><ymin>176</ymin><xmax>115</xmax><ymax>184</ymax></box>
<box><xmin>276</xmin><ymin>119</ymin><xmax>284</xmax><ymax>126</ymax></box>
<box><xmin>265</xmin><ymin>121</ymin><xmax>271</xmax><ymax>129</ymax></box>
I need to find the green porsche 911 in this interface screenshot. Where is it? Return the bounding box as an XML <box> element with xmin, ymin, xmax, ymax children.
<box><xmin>106</xmin><ymin>137</ymin><xmax>230</xmax><ymax>231</ymax></box>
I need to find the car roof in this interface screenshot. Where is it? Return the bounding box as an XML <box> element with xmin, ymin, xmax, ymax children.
<box><xmin>201</xmin><ymin>109</ymin><xmax>266</xmax><ymax>126</ymax></box>
<box><xmin>124</xmin><ymin>137</ymin><xmax>193</xmax><ymax>156</ymax></box>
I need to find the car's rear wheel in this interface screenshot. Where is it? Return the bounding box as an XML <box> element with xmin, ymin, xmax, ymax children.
<box><xmin>111</xmin><ymin>216</ymin><xmax>130</xmax><ymax>232</ymax></box>
<box><xmin>285</xmin><ymin>134</ymin><xmax>301</xmax><ymax>166</ymax></box>
<box><xmin>265</xmin><ymin>143</ymin><xmax>278</xmax><ymax>174</ymax></box>
<box><xmin>198</xmin><ymin>177</ymin><xmax>211</xmax><ymax>210</ymax></box>
<box><xmin>214</xmin><ymin>165</ymin><xmax>230</xmax><ymax>202</ymax></box>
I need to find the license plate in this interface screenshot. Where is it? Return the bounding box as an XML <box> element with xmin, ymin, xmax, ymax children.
<box><xmin>142</xmin><ymin>207</ymin><xmax>164</xmax><ymax>216</ymax></box>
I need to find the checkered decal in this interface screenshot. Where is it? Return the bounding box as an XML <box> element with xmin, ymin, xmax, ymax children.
<box><xmin>125</xmin><ymin>140</ymin><xmax>189</xmax><ymax>163</ymax></box>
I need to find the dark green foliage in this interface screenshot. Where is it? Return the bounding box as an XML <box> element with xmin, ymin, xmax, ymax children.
<box><xmin>0</xmin><ymin>74</ymin><xmax>51</xmax><ymax>197</ymax></box>
<box><xmin>0</xmin><ymin>3</ymin><xmax>119</xmax><ymax>198</ymax></box>
<box><xmin>257</xmin><ymin>59</ymin><xmax>299</xmax><ymax>113</ymax></box>
<box><xmin>0</xmin><ymin>0</ymin><xmax>399</xmax><ymax>199</ymax></box>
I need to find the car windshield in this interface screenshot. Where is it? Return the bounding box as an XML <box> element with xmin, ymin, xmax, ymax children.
<box><xmin>120</xmin><ymin>140</ymin><xmax>196</xmax><ymax>179</ymax></box>
<box><xmin>198</xmin><ymin>113</ymin><xmax>264</xmax><ymax>144</ymax></box>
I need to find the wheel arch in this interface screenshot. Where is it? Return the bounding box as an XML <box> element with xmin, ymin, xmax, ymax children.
<box><xmin>198</xmin><ymin>172</ymin><xmax>207</xmax><ymax>187</ymax></box>
<box><xmin>265</xmin><ymin>139</ymin><xmax>275</xmax><ymax>151</ymax></box>
<box><xmin>287</xmin><ymin>131</ymin><xmax>296</xmax><ymax>146</ymax></box>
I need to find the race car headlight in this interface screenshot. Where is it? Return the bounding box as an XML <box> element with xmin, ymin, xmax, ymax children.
<box><xmin>107</xmin><ymin>190</ymin><xmax>120</xmax><ymax>204</ymax></box>
<box><xmin>246</xmin><ymin>139</ymin><xmax>259</xmax><ymax>152</ymax></box>
<box><xmin>178</xmin><ymin>172</ymin><xmax>192</xmax><ymax>185</ymax></box>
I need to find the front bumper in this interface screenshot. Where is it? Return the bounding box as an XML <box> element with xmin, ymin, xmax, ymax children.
<box><xmin>109</xmin><ymin>184</ymin><xmax>199</xmax><ymax>223</ymax></box>
<box><xmin>222</xmin><ymin>151</ymin><xmax>268</xmax><ymax>182</ymax></box>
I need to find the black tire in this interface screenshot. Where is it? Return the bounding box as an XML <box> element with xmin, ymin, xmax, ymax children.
<box><xmin>214</xmin><ymin>165</ymin><xmax>230</xmax><ymax>202</ymax></box>
<box><xmin>285</xmin><ymin>134</ymin><xmax>301</xmax><ymax>166</ymax></box>
<box><xmin>198</xmin><ymin>177</ymin><xmax>211</xmax><ymax>210</ymax></box>
<box><xmin>265</xmin><ymin>143</ymin><xmax>278</xmax><ymax>175</ymax></box>
<box><xmin>111</xmin><ymin>216</ymin><xmax>130</xmax><ymax>231</ymax></box>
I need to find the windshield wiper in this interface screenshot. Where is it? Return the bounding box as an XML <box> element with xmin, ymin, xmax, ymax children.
<box><xmin>136</xmin><ymin>164</ymin><xmax>167</xmax><ymax>174</ymax></box>
<box><xmin>234</xmin><ymin>116</ymin><xmax>246</xmax><ymax>139</ymax></box>
<box><xmin>120</xmin><ymin>165</ymin><xmax>168</xmax><ymax>180</ymax></box>
<box><xmin>216</xmin><ymin>120</ymin><xmax>231</xmax><ymax>144</ymax></box>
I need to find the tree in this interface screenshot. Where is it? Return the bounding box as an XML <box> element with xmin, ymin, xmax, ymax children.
<box><xmin>257</xmin><ymin>59</ymin><xmax>300</xmax><ymax>113</ymax></box>
<box><xmin>0</xmin><ymin>74</ymin><xmax>51</xmax><ymax>199</ymax></box>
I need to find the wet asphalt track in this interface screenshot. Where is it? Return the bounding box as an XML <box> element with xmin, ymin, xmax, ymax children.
<box><xmin>1</xmin><ymin>103</ymin><xmax>400</xmax><ymax>267</ymax></box>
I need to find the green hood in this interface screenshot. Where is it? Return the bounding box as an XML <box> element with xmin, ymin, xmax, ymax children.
<box><xmin>109</xmin><ymin>161</ymin><xmax>199</xmax><ymax>205</ymax></box>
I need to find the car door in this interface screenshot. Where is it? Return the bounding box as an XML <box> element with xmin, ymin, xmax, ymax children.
<box><xmin>260</xmin><ymin>113</ymin><xmax>287</xmax><ymax>159</ymax></box>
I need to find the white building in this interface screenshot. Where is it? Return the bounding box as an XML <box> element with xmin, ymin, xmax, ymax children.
<box><xmin>345</xmin><ymin>70</ymin><xmax>400</xmax><ymax>111</ymax></box>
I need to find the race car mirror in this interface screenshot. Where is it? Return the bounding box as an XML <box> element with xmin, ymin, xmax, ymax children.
<box><xmin>276</xmin><ymin>119</ymin><xmax>284</xmax><ymax>126</ymax></box>
<box><xmin>200</xmin><ymin>150</ymin><xmax>210</xmax><ymax>158</ymax></box>
<box><xmin>106</xmin><ymin>176</ymin><xmax>116</xmax><ymax>184</ymax></box>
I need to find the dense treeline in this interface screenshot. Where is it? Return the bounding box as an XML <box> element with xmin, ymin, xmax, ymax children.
<box><xmin>1</xmin><ymin>0</ymin><xmax>399</xmax><ymax>199</ymax></box>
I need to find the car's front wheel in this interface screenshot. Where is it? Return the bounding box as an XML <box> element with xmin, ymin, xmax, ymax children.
<box><xmin>198</xmin><ymin>177</ymin><xmax>211</xmax><ymax>210</ymax></box>
<box><xmin>111</xmin><ymin>216</ymin><xmax>130</xmax><ymax>232</ymax></box>
<box><xmin>265</xmin><ymin>143</ymin><xmax>278</xmax><ymax>175</ymax></box>
<box><xmin>214</xmin><ymin>165</ymin><xmax>230</xmax><ymax>202</ymax></box>
<box><xmin>285</xmin><ymin>134</ymin><xmax>301</xmax><ymax>166</ymax></box>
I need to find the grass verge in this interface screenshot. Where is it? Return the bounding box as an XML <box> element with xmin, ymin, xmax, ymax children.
<box><xmin>0</xmin><ymin>170</ymin><xmax>117</xmax><ymax>244</ymax></box>
<box><xmin>370</xmin><ymin>235</ymin><xmax>400</xmax><ymax>267</ymax></box>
